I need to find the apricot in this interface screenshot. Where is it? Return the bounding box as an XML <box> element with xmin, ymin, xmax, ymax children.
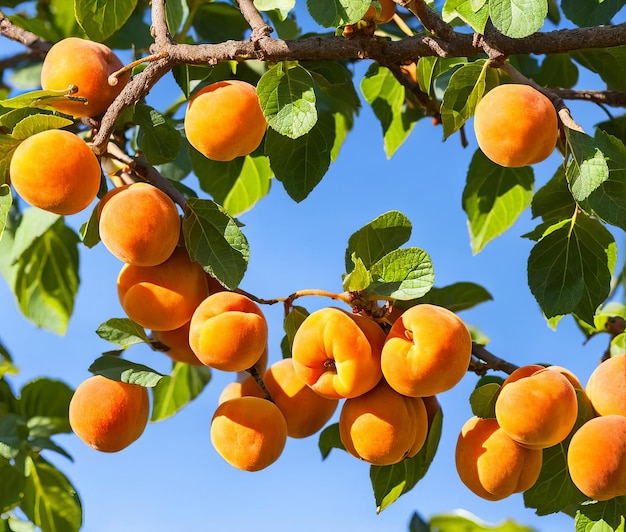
<box><xmin>291</xmin><ymin>307</ymin><xmax>386</xmax><ymax>400</ymax></box>
<box><xmin>585</xmin><ymin>354</ymin><xmax>626</xmax><ymax>416</ymax></box>
<box><xmin>117</xmin><ymin>247</ymin><xmax>208</xmax><ymax>331</ymax></box>
<box><xmin>380</xmin><ymin>304</ymin><xmax>472</xmax><ymax>397</ymax></box>
<box><xmin>40</xmin><ymin>37</ymin><xmax>129</xmax><ymax>118</ymax></box>
<box><xmin>404</xmin><ymin>395</ymin><xmax>429</xmax><ymax>458</ymax></box>
<box><xmin>339</xmin><ymin>379</ymin><xmax>427</xmax><ymax>466</ymax></box>
<box><xmin>152</xmin><ymin>321</ymin><xmax>203</xmax><ymax>366</ymax></box>
<box><xmin>98</xmin><ymin>183</ymin><xmax>181</xmax><ymax>267</ymax></box>
<box><xmin>184</xmin><ymin>80</ymin><xmax>267</xmax><ymax>162</ymax></box>
<box><xmin>189</xmin><ymin>291</ymin><xmax>268</xmax><ymax>372</ymax></box>
<box><xmin>9</xmin><ymin>129</ymin><xmax>101</xmax><ymax>215</ymax></box>
<box><xmin>211</xmin><ymin>396</ymin><xmax>287</xmax><ymax>471</ymax></box>
<box><xmin>495</xmin><ymin>367</ymin><xmax>578</xmax><ymax>449</ymax></box>
<box><xmin>218</xmin><ymin>377</ymin><xmax>265</xmax><ymax>404</ymax></box>
<box><xmin>473</xmin><ymin>84</ymin><xmax>559</xmax><ymax>168</ymax></box>
<box><xmin>363</xmin><ymin>0</ymin><xmax>396</xmax><ymax>23</ymax></box>
<box><xmin>567</xmin><ymin>415</ymin><xmax>626</xmax><ymax>501</ymax></box>
<box><xmin>455</xmin><ymin>416</ymin><xmax>543</xmax><ymax>501</ymax></box>
<box><xmin>69</xmin><ymin>375</ymin><xmax>149</xmax><ymax>453</ymax></box>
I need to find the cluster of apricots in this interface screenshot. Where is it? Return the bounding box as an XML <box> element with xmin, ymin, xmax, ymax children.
<box><xmin>455</xmin><ymin>355</ymin><xmax>626</xmax><ymax>502</ymax></box>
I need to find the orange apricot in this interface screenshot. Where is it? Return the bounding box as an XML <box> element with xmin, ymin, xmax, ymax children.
<box><xmin>184</xmin><ymin>80</ymin><xmax>267</xmax><ymax>162</ymax></box>
<box><xmin>291</xmin><ymin>307</ymin><xmax>386</xmax><ymax>400</ymax></box>
<box><xmin>585</xmin><ymin>354</ymin><xmax>626</xmax><ymax>416</ymax></box>
<box><xmin>404</xmin><ymin>395</ymin><xmax>429</xmax><ymax>458</ymax></box>
<box><xmin>380</xmin><ymin>304</ymin><xmax>472</xmax><ymax>397</ymax></box>
<box><xmin>473</xmin><ymin>84</ymin><xmax>559</xmax><ymax>168</ymax></box>
<box><xmin>218</xmin><ymin>377</ymin><xmax>265</xmax><ymax>404</ymax></box>
<box><xmin>211</xmin><ymin>396</ymin><xmax>287</xmax><ymax>471</ymax></box>
<box><xmin>117</xmin><ymin>247</ymin><xmax>208</xmax><ymax>331</ymax></box>
<box><xmin>152</xmin><ymin>321</ymin><xmax>203</xmax><ymax>366</ymax></box>
<box><xmin>40</xmin><ymin>37</ymin><xmax>129</xmax><ymax>118</ymax></box>
<box><xmin>455</xmin><ymin>416</ymin><xmax>543</xmax><ymax>501</ymax></box>
<box><xmin>69</xmin><ymin>375</ymin><xmax>150</xmax><ymax>453</ymax></box>
<box><xmin>98</xmin><ymin>183</ymin><xmax>181</xmax><ymax>266</ymax></box>
<box><xmin>501</xmin><ymin>364</ymin><xmax>546</xmax><ymax>386</ymax></box>
<box><xmin>9</xmin><ymin>129</ymin><xmax>101</xmax><ymax>215</ymax></box>
<box><xmin>495</xmin><ymin>367</ymin><xmax>578</xmax><ymax>449</ymax></box>
<box><xmin>363</xmin><ymin>0</ymin><xmax>396</xmax><ymax>23</ymax></box>
<box><xmin>567</xmin><ymin>415</ymin><xmax>626</xmax><ymax>501</ymax></box>
<box><xmin>189</xmin><ymin>291</ymin><xmax>268</xmax><ymax>372</ymax></box>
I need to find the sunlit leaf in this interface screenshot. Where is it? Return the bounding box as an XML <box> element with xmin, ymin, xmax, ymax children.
<box><xmin>151</xmin><ymin>363</ymin><xmax>212</xmax><ymax>422</ymax></box>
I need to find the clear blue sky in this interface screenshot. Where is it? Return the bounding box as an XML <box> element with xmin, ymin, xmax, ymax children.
<box><xmin>1</xmin><ymin>6</ymin><xmax>622</xmax><ymax>532</ymax></box>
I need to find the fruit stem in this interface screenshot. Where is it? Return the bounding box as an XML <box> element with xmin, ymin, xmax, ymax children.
<box><xmin>471</xmin><ymin>342</ymin><xmax>518</xmax><ymax>375</ymax></box>
<box><xmin>247</xmin><ymin>364</ymin><xmax>273</xmax><ymax>402</ymax></box>
<box><xmin>108</xmin><ymin>52</ymin><xmax>170</xmax><ymax>87</ymax></box>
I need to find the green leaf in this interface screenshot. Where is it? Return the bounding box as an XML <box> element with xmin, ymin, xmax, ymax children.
<box><xmin>318</xmin><ymin>422</ymin><xmax>344</xmax><ymax>459</ymax></box>
<box><xmin>165</xmin><ymin>0</ymin><xmax>188</xmax><ymax>35</ymax></box>
<box><xmin>531</xmin><ymin>166</ymin><xmax>577</xmax><ymax>223</ymax></box>
<box><xmin>283</xmin><ymin>306</ymin><xmax>309</xmax><ymax>352</ymax></box>
<box><xmin>527</xmin><ymin>215</ymin><xmax>616</xmax><ymax>325</ymax></box>
<box><xmin>342</xmin><ymin>255</ymin><xmax>372</xmax><ymax>292</ymax></box>
<box><xmin>0</xmin><ymin>136</ymin><xmax>20</xmax><ymax>185</ymax></box>
<box><xmin>306</xmin><ymin>0</ymin><xmax>370</xmax><ymax>27</ymax></box>
<box><xmin>415</xmin><ymin>282</ymin><xmax>493</xmax><ymax>312</ymax></box>
<box><xmin>463</xmin><ymin>149</ymin><xmax>534</xmax><ymax>254</ymax></box>
<box><xmin>193</xmin><ymin>2</ymin><xmax>249</xmax><ymax>43</ymax></box>
<box><xmin>0</xmin><ymin>185</ymin><xmax>11</xmax><ymax>240</ymax></box>
<box><xmin>562</xmin><ymin>0</ymin><xmax>625</xmax><ymax>27</ymax></box>
<box><xmin>257</xmin><ymin>63</ymin><xmax>317</xmax><ymax>139</ymax></box>
<box><xmin>360</xmin><ymin>63</ymin><xmax>422</xmax><ymax>158</ymax></box>
<box><xmin>575</xmin><ymin>497</ymin><xmax>626</xmax><ymax>532</ymax></box>
<box><xmin>372</xmin><ymin>408</ymin><xmax>442</xmax><ymax>513</ymax></box>
<box><xmin>11</xmin><ymin>115</ymin><xmax>73</xmax><ymax>141</ymax></box>
<box><xmin>182</xmin><ymin>198</ymin><xmax>250</xmax><ymax>289</ymax></box>
<box><xmin>0</xmin><ymin>415</ymin><xmax>28</xmax><ymax>460</ymax></box>
<box><xmin>489</xmin><ymin>0</ymin><xmax>548</xmax><ymax>38</ymax></box>
<box><xmin>443</xmin><ymin>0</ymin><xmax>490</xmax><ymax>33</ymax></box>
<box><xmin>88</xmin><ymin>355</ymin><xmax>165</xmax><ymax>387</ymax></box>
<box><xmin>254</xmin><ymin>0</ymin><xmax>295</xmax><ymax>22</ymax></box>
<box><xmin>566</xmin><ymin>129</ymin><xmax>610</xmax><ymax>202</ymax></box>
<box><xmin>0</xmin><ymin>456</ymin><xmax>25</xmax><ymax>513</ymax></box>
<box><xmin>78</xmin><ymin>205</ymin><xmax>101</xmax><ymax>249</ymax></box>
<box><xmin>366</xmin><ymin>248</ymin><xmax>434</xmax><ymax>301</ymax></box>
<box><xmin>19</xmin><ymin>379</ymin><xmax>73</xmax><ymax>430</ymax></box>
<box><xmin>572</xmin><ymin>47</ymin><xmax>626</xmax><ymax>92</ymax></box>
<box><xmin>469</xmin><ymin>382</ymin><xmax>501</xmax><ymax>418</ymax></box>
<box><xmin>95</xmin><ymin>318</ymin><xmax>150</xmax><ymax>349</ymax></box>
<box><xmin>151</xmin><ymin>363</ymin><xmax>212</xmax><ymax>422</ymax></box>
<box><xmin>532</xmin><ymin>54</ymin><xmax>579</xmax><ymax>89</ymax></box>
<box><xmin>21</xmin><ymin>456</ymin><xmax>82</xmax><ymax>532</ymax></box>
<box><xmin>75</xmin><ymin>0</ymin><xmax>138</xmax><ymax>41</ymax></box>
<box><xmin>133</xmin><ymin>105</ymin><xmax>181</xmax><ymax>165</ymax></box>
<box><xmin>344</xmin><ymin>210</ymin><xmax>412</xmax><ymax>272</ymax></box>
<box><xmin>429</xmin><ymin>513</ymin><xmax>536</xmax><ymax>531</ymax></box>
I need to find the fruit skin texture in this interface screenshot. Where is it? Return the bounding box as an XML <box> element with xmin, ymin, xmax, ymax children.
<box><xmin>211</xmin><ymin>396</ymin><xmax>287</xmax><ymax>471</ymax></box>
<box><xmin>381</xmin><ymin>304</ymin><xmax>472</xmax><ymax>397</ymax></box>
<box><xmin>585</xmin><ymin>354</ymin><xmax>626</xmax><ymax>416</ymax></box>
<box><xmin>152</xmin><ymin>321</ymin><xmax>203</xmax><ymax>365</ymax></box>
<box><xmin>495</xmin><ymin>367</ymin><xmax>578</xmax><ymax>449</ymax></box>
<box><xmin>364</xmin><ymin>0</ymin><xmax>396</xmax><ymax>23</ymax></box>
<box><xmin>117</xmin><ymin>247</ymin><xmax>208</xmax><ymax>331</ymax></box>
<box><xmin>40</xmin><ymin>37</ymin><xmax>129</xmax><ymax>118</ymax></box>
<box><xmin>455</xmin><ymin>416</ymin><xmax>543</xmax><ymax>501</ymax></box>
<box><xmin>98</xmin><ymin>183</ymin><xmax>181</xmax><ymax>267</ymax></box>
<box><xmin>473</xmin><ymin>84</ymin><xmax>559</xmax><ymax>168</ymax></box>
<box><xmin>189</xmin><ymin>291</ymin><xmax>268</xmax><ymax>372</ymax></box>
<box><xmin>291</xmin><ymin>307</ymin><xmax>386</xmax><ymax>399</ymax></box>
<box><xmin>9</xmin><ymin>129</ymin><xmax>101</xmax><ymax>215</ymax></box>
<box><xmin>69</xmin><ymin>375</ymin><xmax>150</xmax><ymax>453</ymax></box>
<box><xmin>184</xmin><ymin>80</ymin><xmax>267</xmax><ymax>162</ymax></box>
<box><xmin>567</xmin><ymin>415</ymin><xmax>626</xmax><ymax>501</ymax></box>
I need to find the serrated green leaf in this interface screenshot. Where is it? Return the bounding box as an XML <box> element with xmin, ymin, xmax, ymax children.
<box><xmin>0</xmin><ymin>456</ymin><xmax>25</xmax><ymax>513</ymax></box>
<box><xmin>95</xmin><ymin>318</ymin><xmax>150</xmax><ymax>349</ymax></box>
<box><xmin>531</xmin><ymin>166</ymin><xmax>577</xmax><ymax>223</ymax></box>
<box><xmin>470</xmin><ymin>382</ymin><xmax>501</xmax><ymax>418</ymax></box>
<box><xmin>306</xmin><ymin>0</ymin><xmax>370</xmax><ymax>27</ymax></box>
<box><xmin>11</xmin><ymin>115</ymin><xmax>73</xmax><ymax>141</ymax></box>
<box><xmin>575</xmin><ymin>497</ymin><xmax>626</xmax><ymax>532</ymax></box>
<box><xmin>366</xmin><ymin>248</ymin><xmax>434</xmax><ymax>301</ymax></box>
<box><xmin>182</xmin><ymin>197</ymin><xmax>249</xmax><ymax>289</ymax></box>
<box><xmin>88</xmin><ymin>355</ymin><xmax>165</xmax><ymax>387</ymax></box>
<box><xmin>151</xmin><ymin>363</ymin><xmax>211</xmax><ymax>422</ymax></box>
<box><xmin>284</xmin><ymin>306</ymin><xmax>309</xmax><ymax>352</ymax></box>
<box><xmin>415</xmin><ymin>282</ymin><xmax>493</xmax><ymax>312</ymax></box>
<box><xmin>572</xmin><ymin>47</ymin><xmax>626</xmax><ymax>92</ymax></box>
<box><xmin>463</xmin><ymin>149</ymin><xmax>534</xmax><ymax>254</ymax></box>
<box><xmin>562</xmin><ymin>0</ymin><xmax>625</xmax><ymax>27</ymax></box>
<box><xmin>342</xmin><ymin>255</ymin><xmax>372</xmax><ymax>292</ymax></box>
<box><xmin>75</xmin><ymin>0</ymin><xmax>138</xmax><ymax>41</ymax></box>
<box><xmin>566</xmin><ymin>129</ymin><xmax>610</xmax><ymax>202</ymax></box>
<box><xmin>19</xmin><ymin>379</ymin><xmax>73</xmax><ymax>431</ymax></box>
<box><xmin>318</xmin><ymin>422</ymin><xmax>344</xmax><ymax>459</ymax></box>
<box><xmin>254</xmin><ymin>0</ymin><xmax>295</xmax><ymax>20</ymax></box>
<box><xmin>490</xmin><ymin>0</ymin><xmax>548</xmax><ymax>38</ymax></box>
<box><xmin>133</xmin><ymin>105</ymin><xmax>181</xmax><ymax>165</ymax></box>
<box><xmin>443</xmin><ymin>0</ymin><xmax>490</xmax><ymax>32</ymax></box>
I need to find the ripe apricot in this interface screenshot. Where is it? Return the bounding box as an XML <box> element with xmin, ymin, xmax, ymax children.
<box><xmin>184</xmin><ymin>80</ymin><xmax>267</xmax><ymax>162</ymax></box>
<box><xmin>455</xmin><ymin>416</ymin><xmax>542</xmax><ymax>501</ymax></box>
<box><xmin>363</xmin><ymin>0</ymin><xmax>396</xmax><ymax>23</ymax></box>
<box><xmin>567</xmin><ymin>415</ymin><xmax>626</xmax><ymax>501</ymax></box>
<box><xmin>211</xmin><ymin>396</ymin><xmax>287</xmax><ymax>471</ymax></box>
<box><xmin>152</xmin><ymin>321</ymin><xmax>203</xmax><ymax>366</ymax></box>
<box><xmin>218</xmin><ymin>377</ymin><xmax>265</xmax><ymax>404</ymax></box>
<box><xmin>339</xmin><ymin>379</ymin><xmax>427</xmax><ymax>466</ymax></box>
<box><xmin>98</xmin><ymin>183</ymin><xmax>181</xmax><ymax>267</ymax></box>
<box><xmin>9</xmin><ymin>129</ymin><xmax>101</xmax><ymax>215</ymax></box>
<box><xmin>189</xmin><ymin>292</ymin><xmax>268</xmax><ymax>372</ymax></box>
<box><xmin>404</xmin><ymin>395</ymin><xmax>429</xmax><ymax>458</ymax></box>
<box><xmin>380</xmin><ymin>304</ymin><xmax>472</xmax><ymax>397</ymax></box>
<box><xmin>585</xmin><ymin>354</ymin><xmax>626</xmax><ymax>416</ymax></box>
<box><xmin>40</xmin><ymin>37</ymin><xmax>129</xmax><ymax>118</ymax></box>
<box><xmin>291</xmin><ymin>307</ymin><xmax>386</xmax><ymax>400</ymax></box>
<box><xmin>117</xmin><ymin>247</ymin><xmax>208</xmax><ymax>331</ymax></box>
<box><xmin>473</xmin><ymin>84</ymin><xmax>559</xmax><ymax>168</ymax></box>
<box><xmin>495</xmin><ymin>367</ymin><xmax>578</xmax><ymax>449</ymax></box>
<box><xmin>69</xmin><ymin>375</ymin><xmax>149</xmax><ymax>453</ymax></box>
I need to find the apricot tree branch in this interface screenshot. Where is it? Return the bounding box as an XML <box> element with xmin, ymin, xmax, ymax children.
<box><xmin>237</xmin><ymin>288</ymin><xmax>355</xmax><ymax>309</ymax></box>
<box><xmin>471</xmin><ymin>342</ymin><xmax>519</xmax><ymax>375</ymax></box>
<box><xmin>397</xmin><ymin>0</ymin><xmax>455</xmax><ymax>39</ymax></box>
<box><xmin>237</xmin><ymin>0</ymin><xmax>274</xmax><ymax>41</ymax></box>
<box><xmin>150</xmin><ymin>0</ymin><xmax>175</xmax><ymax>47</ymax></box>
<box><xmin>552</xmin><ymin>88</ymin><xmax>626</xmax><ymax>108</ymax></box>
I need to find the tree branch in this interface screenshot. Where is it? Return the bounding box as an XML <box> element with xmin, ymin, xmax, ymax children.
<box><xmin>237</xmin><ymin>0</ymin><xmax>274</xmax><ymax>41</ymax></box>
<box><xmin>471</xmin><ymin>342</ymin><xmax>519</xmax><ymax>375</ymax></box>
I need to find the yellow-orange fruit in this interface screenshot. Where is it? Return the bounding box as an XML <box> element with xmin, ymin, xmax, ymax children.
<box><xmin>117</xmin><ymin>247</ymin><xmax>208</xmax><ymax>331</ymax></box>
<box><xmin>69</xmin><ymin>375</ymin><xmax>149</xmax><ymax>453</ymax></box>
<box><xmin>9</xmin><ymin>129</ymin><xmax>101</xmax><ymax>215</ymax></box>
<box><xmin>585</xmin><ymin>354</ymin><xmax>626</xmax><ymax>416</ymax></box>
<box><xmin>455</xmin><ymin>416</ymin><xmax>542</xmax><ymax>501</ymax></box>
<box><xmin>152</xmin><ymin>321</ymin><xmax>203</xmax><ymax>365</ymax></box>
<box><xmin>404</xmin><ymin>395</ymin><xmax>429</xmax><ymax>458</ymax></box>
<box><xmin>218</xmin><ymin>377</ymin><xmax>265</xmax><ymax>404</ymax></box>
<box><xmin>211</xmin><ymin>396</ymin><xmax>287</xmax><ymax>471</ymax></box>
<box><xmin>98</xmin><ymin>183</ymin><xmax>180</xmax><ymax>267</ymax></box>
<box><xmin>567</xmin><ymin>415</ymin><xmax>626</xmax><ymax>501</ymax></box>
<box><xmin>363</xmin><ymin>0</ymin><xmax>396</xmax><ymax>23</ymax></box>
<box><xmin>340</xmin><ymin>380</ymin><xmax>427</xmax><ymax>465</ymax></box>
<box><xmin>40</xmin><ymin>37</ymin><xmax>129</xmax><ymax>117</ymax></box>
<box><xmin>189</xmin><ymin>292</ymin><xmax>268</xmax><ymax>372</ymax></box>
<box><xmin>473</xmin><ymin>84</ymin><xmax>559</xmax><ymax>168</ymax></box>
<box><xmin>501</xmin><ymin>364</ymin><xmax>546</xmax><ymax>386</ymax></box>
<box><xmin>184</xmin><ymin>80</ymin><xmax>267</xmax><ymax>162</ymax></box>
<box><xmin>495</xmin><ymin>367</ymin><xmax>578</xmax><ymax>449</ymax></box>
<box><xmin>291</xmin><ymin>307</ymin><xmax>386</xmax><ymax>399</ymax></box>
<box><xmin>381</xmin><ymin>304</ymin><xmax>472</xmax><ymax>397</ymax></box>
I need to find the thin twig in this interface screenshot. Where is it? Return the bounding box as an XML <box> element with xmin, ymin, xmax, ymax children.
<box><xmin>471</xmin><ymin>342</ymin><xmax>519</xmax><ymax>375</ymax></box>
<box><xmin>237</xmin><ymin>0</ymin><xmax>273</xmax><ymax>41</ymax></box>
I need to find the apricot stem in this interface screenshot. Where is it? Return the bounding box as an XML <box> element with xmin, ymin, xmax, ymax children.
<box><xmin>108</xmin><ymin>52</ymin><xmax>170</xmax><ymax>86</ymax></box>
<box><xmin>236</xmin><ymin>288</ymin><xmax>355</xmax><ymax>310</ymax></box>
<box><xmin>471</xmin><ymin>342</ymin><xmax>518</xmax><ymax>375</ymax></box>
<box><xmin>247</xmin><ymin>364</ymin><xmax>273</xmax><ymax>402</ymax></box>
<box><xmin>392</xmin><ymin>13</ymin><xmax>414</xmax><ymax>37</ymax></box>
